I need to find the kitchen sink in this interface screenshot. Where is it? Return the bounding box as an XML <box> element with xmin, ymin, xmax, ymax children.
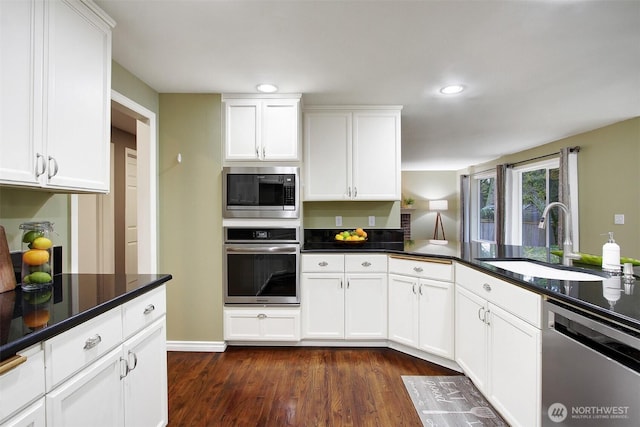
<box><xmin>479</xmin><ymin>259</ymin><xmax>608</xmax><ymax>281</ymax></box>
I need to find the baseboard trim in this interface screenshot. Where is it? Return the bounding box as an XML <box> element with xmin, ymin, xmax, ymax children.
<box><xmin>167</xmin><ymin>340</ymin><xmax>227</xmax><ymax>352</ymax></box>
<box><xmin>387</xmin><ymin>341</ymin><xmax>462</xmax><ymax>373</ymax></box>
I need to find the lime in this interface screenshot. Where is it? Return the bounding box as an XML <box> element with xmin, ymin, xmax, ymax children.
<box><xmin>22</xmin><ymin>230</ymin><xmax>44</xmax><ymax>244</ymax></box>
<box><xmin>28</xmin><ymin>271</ymin><xmax>52</xmax><ymax>284</ymax></box>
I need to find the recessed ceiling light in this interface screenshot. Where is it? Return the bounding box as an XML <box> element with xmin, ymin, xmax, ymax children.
<box><xmin>440</xmin><ymin>85</ymin><xmax>465</xmax><ymax>95</ymax></box>
<box><xmin>256</xmin><ymin>83</ymin><xmax>278</xmax><ymax>93</ymax></box>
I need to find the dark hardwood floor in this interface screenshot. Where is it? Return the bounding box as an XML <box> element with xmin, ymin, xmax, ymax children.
<box><xmin>167</xmin><ymin>346</ymin><xmax>460</xmax><ymax>426</ymax></box>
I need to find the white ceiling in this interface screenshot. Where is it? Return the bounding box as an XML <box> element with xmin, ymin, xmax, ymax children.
<box><xmin>97</xmin><ymin>0</ymin><xmax>640</xmax><ymax>171</ymax></box>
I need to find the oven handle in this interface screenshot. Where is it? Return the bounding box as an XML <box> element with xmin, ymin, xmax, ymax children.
<box><xmin>226</xmin><ymin>246</ymin><xmax>298</xmax><ymax>253</ymax></box>
<box><xmin>545</xmin><ymin>300</ymin><xmax>640</xmax><ymax>350</ymax></box>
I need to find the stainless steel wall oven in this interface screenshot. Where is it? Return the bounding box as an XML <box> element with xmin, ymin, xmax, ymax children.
<box><xmin>224</xmin><ymin>227</ymin><xmax>300</xmax><ymax>305</ymax></box>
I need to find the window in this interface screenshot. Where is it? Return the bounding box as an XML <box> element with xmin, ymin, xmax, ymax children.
<box><xmin>510</xmin><ymin>159</ymin><xmax>560</xmax><ymax>248</ymax></box>
<box><xmin>473</xmin><ymin>172</ymin><xmax>497</xmax><ymax>242</ymax></box>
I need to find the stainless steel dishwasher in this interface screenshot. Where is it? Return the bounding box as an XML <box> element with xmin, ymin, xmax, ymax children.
<box><xmin>542</xmin><ymin>299</ymin><xmax>640</xmax><ymax>426</ymax></box>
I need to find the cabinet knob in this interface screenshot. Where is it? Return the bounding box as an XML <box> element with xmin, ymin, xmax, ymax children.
<box><xmin>83</xmin><ymin>334</ymin><xmax>102</xmax><ymax>350</ymax></box>
<box><xmin>318</xmin><ymin>261</ymin><xmax>328</xmax><ymax>267</ymax></box>
<box><xmin>361</xmin><ymin>261</ymin><xmax>371</xmax><ymax>267</ymax></box>
<box><xmin>483</xmin><ymin>283</ymin><xmax>492</xmax><ymax>292</ymax></box>
<box><xmin>143</xmin><ymin>304</ymin><xmax>155</xmax><ymax>315</ymax></box>
<box><xmin>413</xmin><ymin>266</ymin><xmax>423</xmax><ymax>273</ymax></box>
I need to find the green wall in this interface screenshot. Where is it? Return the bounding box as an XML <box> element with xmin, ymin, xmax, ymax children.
<box><xmin>465</xmin><ymin>117</ymin><xmax>640</xmax><ymax>258</ymax></box>
<box><xmin>303</xmin><ymin>201</ymin><xmax>400</xmax><ymax>229</ymax></box>
<box><xmin>158</xmin><ymin>94</ymin><xmax>223</xmax><ymax>342</ymax></box>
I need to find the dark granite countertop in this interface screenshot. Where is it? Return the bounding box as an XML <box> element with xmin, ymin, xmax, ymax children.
<box><xmin>303</xmin><ymin>230</ymin><xmax>640</xmax><ymax>334</ymax></box>
<box><xmin>0</xmin><ymin>273</ymin><xmax>172</xmax><ymax>362</ymax></box>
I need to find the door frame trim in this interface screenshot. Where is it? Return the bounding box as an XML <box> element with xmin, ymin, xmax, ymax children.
<box><xmin>71</xmin><ymin>90</ymin><xmax>158</xmax><ymax>273</ymax></box>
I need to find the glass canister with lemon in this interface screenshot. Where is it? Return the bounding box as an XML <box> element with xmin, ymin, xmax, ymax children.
<box><xmin>20</xmin><ymin>221</ymin><xmax>55</xmax><ymax>290</ymax></box>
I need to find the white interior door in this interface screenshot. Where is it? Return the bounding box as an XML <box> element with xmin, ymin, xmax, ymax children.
<box><xmin>125</xmin><ymin>148</ymin><xmax>138</xmax><ymax>277</ymax></box>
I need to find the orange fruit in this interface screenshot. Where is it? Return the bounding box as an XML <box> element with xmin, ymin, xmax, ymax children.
<box><xmin>23</xmin><ymin>309</ymin><xmax>50</xmax><ymax>330</ymax></box>
<box><xmin>23</xmin><ymin>249</ymin><xmax>50</xmax><ymax>266</ymax></box>
<box><xmin>356</xmin><ymin>228</ymin><xmax>365</xmax><ymax>236</ymax></box>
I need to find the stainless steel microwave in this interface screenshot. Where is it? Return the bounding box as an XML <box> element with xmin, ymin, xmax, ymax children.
<box><xmin>222</xmin><ymin>166</ymin><xmax>299</xmax><ymax>218</ymax></box>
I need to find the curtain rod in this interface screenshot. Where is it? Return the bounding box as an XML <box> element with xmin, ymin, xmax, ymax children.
<box><xmin>470</xmin><ymin>146</ymin><xmax>580</xmax><ymax>175</ymax></box>
<box><xmin>506</xmin><ymin>146</ymin><xmax>580</xmax><ymax>168</ymax></box>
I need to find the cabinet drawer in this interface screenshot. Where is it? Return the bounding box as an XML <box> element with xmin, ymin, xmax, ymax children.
<box><xmin>0</xmin><ymin>345</ymin><xmax>45</xmax><ymax>423</ymax></box>
<box><xmin>44</xmin><ymin>307</ymin><xmax>123</xmax><ymax>390</ymax></box>
<box><xmin>224</xmin><ymin>307</ymin><xmax>301</xmax><ymax>341</ymax></box>
<box><xmin>301</xmin><ymin>254</ymin><xmax>344</xmax><ymax>272</ymax></box>
<box><xmin>456</xmin><ymin>263</ymin><xmax>542</xmax><ymax>327</ymax></box>
<box><xmin>345</xmin><ymin>254</ymin><xmax>387</xmax><ymax>273</ymax></box>
<box><xmin>388</xmin><ymin>256</ymin><xmax>453</xmax><ymax>281</ymax></box>
<box><xmin>123</xmin><ymin>285</ymin><xmax>167</xmax><ymax>339</ymax></box>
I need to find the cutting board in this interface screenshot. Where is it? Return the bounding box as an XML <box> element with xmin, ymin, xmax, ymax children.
<box><xmin>0</xmin><ymin>226</ymin><xmax>17</xmax><ymax>293</ymax></box>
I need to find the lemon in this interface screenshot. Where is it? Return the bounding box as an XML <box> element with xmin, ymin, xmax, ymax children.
<box><xmin>32</xmin><ymin>237</ymin><xmax>52</xmax><ymax>250</ymax></box>
<box><xmin>335</xmin><ymin>234</ymin><xmax>344</xmax><ymax>241</ymax></box>
<box><xmin>23</xmin><ymin>249</ymin><xmax>50</xmax><ymax>266</ymax></box>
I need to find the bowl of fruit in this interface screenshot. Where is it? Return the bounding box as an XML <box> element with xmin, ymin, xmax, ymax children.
<box><xmin>334</xmin><ymin>228</ymin><xmax>368</xmax><ymax>244</ymax></box>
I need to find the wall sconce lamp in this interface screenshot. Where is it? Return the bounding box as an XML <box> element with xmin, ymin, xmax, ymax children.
<box><xmin>428</xmin><ymin>200</ymin><xmax>448</xmax><ymax>245</ymax></box>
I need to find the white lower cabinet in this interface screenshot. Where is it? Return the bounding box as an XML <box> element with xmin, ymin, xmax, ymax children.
<box><xmin>46</xmin><ymin>346</ymin><xmax>125</xmax><ymax>427</ymax></box>
<box><xmin>224</xmin><ymin>307</ymin><xmax>301</xmax><ymax>341</ymax></box>
<box><xmin>455</xmin><ymin>263</ymin><xmax>542</xmax><ymax>427</ymax></box>
<box><xmin>0</xmin><ymin>345</ymin><xmax>45</xmax><ymax>424</ymax></box>
<box><xmin>0</xmin><ymin>398</ymin><xmax>45</xmax><ymax>427</ymax></box>
<box><xmin>123</xmin><ymin>319</ymin><xmax>168</xmax><ymax>427</ymax></box>
<box><xmin>388</xmin><ymin>257</ymin><xmax>454</xmax><ymax>359</ymax></box>
<box><xmin>301</xmin><ymin>254</ymin><xmax>388</xmax><ymax>340</ymax></box>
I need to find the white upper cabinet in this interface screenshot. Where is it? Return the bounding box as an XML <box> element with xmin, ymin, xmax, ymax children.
<box><xmin>0</xmin><ymin>0</ymin><xmax>114</xmax><ymax>193</ymax></box>
<box><xmin>303</xmin><ymin>106</ymin><xmax>401</xmax><ymax>201</ymax></box>
<box><xmin>222</xmin><ymin>95</ymin><xmax>301</xmax><ymax>162</ymax></box>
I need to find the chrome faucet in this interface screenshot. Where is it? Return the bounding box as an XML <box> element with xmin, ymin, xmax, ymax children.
<box><xmin>538</xmin><ymin>202</ymin><xmax>580</xmax><ymax>266</ymax></box>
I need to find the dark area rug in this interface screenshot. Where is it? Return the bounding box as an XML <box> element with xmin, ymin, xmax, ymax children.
<box><xmin>402</xmin><ymin>375</ymin><xmax>509</xmax><ymax>426</ymax></box>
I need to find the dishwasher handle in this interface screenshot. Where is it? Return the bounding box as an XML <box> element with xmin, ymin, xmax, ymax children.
<box><xmin>544</xmin><ymin>300</ymin><xmax>640</xmax><ymax>351</ymax></box>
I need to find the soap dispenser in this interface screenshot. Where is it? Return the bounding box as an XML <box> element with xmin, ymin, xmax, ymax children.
<box><xmin>602</xmin><ymin>232</ymin><xmax>621</xmax><ymax>273</ymax></box>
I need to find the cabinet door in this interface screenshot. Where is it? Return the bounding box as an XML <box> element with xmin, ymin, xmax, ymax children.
<box><xmin>0</xmin><ymin>398</ymin><xmax>45</xmax><ymax>427</ymax></box>
<box><xmin>0</xmin><ymin>0</ymin><xmax>41</xmax><ymax>186</ymax></box>
<box><xmin>345</xmin><ymin>273</ymin><xmax>387</xmax><ymax>339</ymax></box>
<box><xmin>46</xmin><ymin>346</ymin><xmax>124</xmax><ymax>427</ymax></box>
<box><xmin>352</xmin><ymin>111</ymin><xmax>401</xmax><ymax>200</ymax></box>
<box><xmin>387</xmin><ymin>274</ymin><xmax>419</xmax><ymax>347</ymax></box>
<box><xmin>303</xmin><ymin>112</ymin><xmax>351</xmax><ymax>200</ymax></box>
<box><xmin>44</xmin><ymin>0</ymin><xmax>111</xmax><ymax>192</ymax></box>
<box><xmin>454</xmin><ymin>286</ymin><xmax>488</xmax><ymax>392</ymax></box>
<box><xmin>224</xmin><ymin>99</ymin><xmax>260</xmax><ymax>160</ymax></box>
<box><xmin>123</xmin><ymin>318</ymin><xmax>168</xmax><ymax>427</ymax></box>
<box><xmin>301</xmin><ymin>273</ymin><xmax>345</xmax><ymax>338</ymax></box>
<box><xmin>488</xmin><ymin>304</ymin><xmax>541</xmax><ymax>427</ymax></box>
<box><xmin>262</xmin><ymin>99</ymin><xmax>299</xmax><ymax>160</ymax></box>
<box><xmin>417</xmin><ymin>279</ymin><xmax>454</xmax><ymax>359</ymax></box>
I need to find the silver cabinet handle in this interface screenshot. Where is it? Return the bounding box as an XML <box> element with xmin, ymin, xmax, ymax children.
<box><xmin>483</xmin><ymin>283</ymin><xmax>492</xmax><ymax>292</ymax></box>
<box><xmin>413</xmin><ymin>266</ymin><xmax>423</xmax><ymax>273</ymax></box>
<box><xmin>83</xmin><ymin>334</ymin><xmax>102</xmax><ymax>350</ymax></box>
<box><xmin>361</xmin><ymin>261</ymin><xmax>371</xmax><ymax>267</ymax></box>
<box><xmin>318</xmin><ymin>261</ymin><xmax>328</xmax><ymax>267</ymax></box>
<box><xmin>353</xmin><ymin>187</ymin><xmax>357</xmax><ymax>198</ymax></box>
<box><xmin>412</xmin><ymin>283</ymin><xmax>417</xmax><ymax>294</ymax></box>
<box><xmin>478</xmin><ymin>307</ymin><xmax>485</xmax><ymax>323</ymax></box>
<box><xmin>120</xmin><ymin>357</ymin><xmax>129</xmax><ymax>379</ymax></box>
<box><xmin>418</xmin><ymin>284</ymin><xmax>423</xmax><ymax>296</ymax></box>
<box><xmin>35</xmin><ymin>153</ymin><xmax>46</xmax><ymax>178</ymax></box>
<box><xmin>340</xmin><ymin>280</ymin><xmax>343</xmax><ymax>289</ymax></box>
<box><xmin>257</xmin><ymin>313</ymin><xmax>267</xmax><ymax>319</ymax></box>
<box><xmin>485</xmin><ymin>310</ymin><xmax>491</xmax><ymax>326</ymax></box>
<box><xmin>47</xmin><ymin>156</ymin><xmax>58</xmax><ymax>179</ymax></box>
<box><xmin>262</xmin><ymin>146</ymin><xmax>266</xmax><ymax>158</ymax></box>
<box><xmin>347</xmin><ymin>187</ymin><xmax>351</xmax><ymax>198</ymax></box>
<box><xmin>143</xmin><ymin>304</ymin><xmax>155</xmax><ymax>315</ymax></box>
<box><xmin>347</xmin><ymin>280</ymin><xmax>350</xmax><ymax>289</ymax></box>
<box><xmin>127</xmin><ymin>350</ymin><xmax>138</xmax><ymax>372</ymax></box>
<box><xmin>256</xmin><ymin>147</ymin><xmax>260</xmax><ymax>158</ymax></box>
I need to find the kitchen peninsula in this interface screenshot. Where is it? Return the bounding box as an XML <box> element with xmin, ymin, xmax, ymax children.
<box><xmin>0</xmin><ymin>273</ymin><xmax>172</xmax><ymax>426</ymax></box>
